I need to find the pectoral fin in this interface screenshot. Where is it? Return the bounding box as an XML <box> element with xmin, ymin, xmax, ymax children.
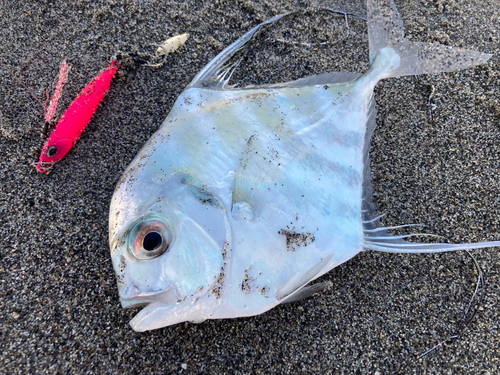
<box><xmin>276</xmin><ymin>254</ymin><xmax>333</xmax><ymax>302</ymax></box>
<box><xmin>280</xmin><ymin>282</ymin><xmax>331</xmax><ymax>304</ymax></box>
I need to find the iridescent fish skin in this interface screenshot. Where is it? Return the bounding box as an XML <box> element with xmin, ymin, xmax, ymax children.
<box><xmin>109</xmin><ymin>0</ymin><xmax>497</xmax><ymax>331</ymax></box>
<box><xmin>37</xmin><ymin>60</ymin><xmax>119</xmax><ymax>173</ymax></box>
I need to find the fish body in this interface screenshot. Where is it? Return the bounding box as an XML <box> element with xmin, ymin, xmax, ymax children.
<box><xmin>37</xmin><ymin>60</ymin><xmax>119</xmax><ymax>173</ymax></box>
<box><xmin>109</xmin><ymin>0</ymin><xmax>497</xmax><ymax>331</ymax></box>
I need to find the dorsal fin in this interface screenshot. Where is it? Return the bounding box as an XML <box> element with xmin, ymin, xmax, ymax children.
<box><xmin>188</xmin><ymin>11</ymin><xmax>364</xmax><ymax>90</ymax></box>
<box><xmin>188</xmin><ymin>13</ymin><xmax>289</xmax><ymax>89</ymax></box>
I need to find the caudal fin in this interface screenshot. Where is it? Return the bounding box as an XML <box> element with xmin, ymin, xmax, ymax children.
<box><xmin>368</xmin><ymin>0</ymin><xmax>492</xmax><ymax>79</ymax></box>
<box><xmin>362</xmin><ymin>1</ymin><xmax>498</xmax><ymax>253</ymax></box>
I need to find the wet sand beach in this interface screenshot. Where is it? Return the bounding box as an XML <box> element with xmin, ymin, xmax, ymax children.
<box><xmin>1</xmin><ymin>0</ymin><xmax>499</xmax><ymax>373</ymax></box>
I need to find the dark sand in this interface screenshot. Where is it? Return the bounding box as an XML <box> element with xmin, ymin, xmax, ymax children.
<box><xmin>1</xmin><ymin>0</ymin><xmax>499</xmax><ymax>373</ymax></box>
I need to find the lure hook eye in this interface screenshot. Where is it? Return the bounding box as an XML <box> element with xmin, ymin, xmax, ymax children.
<box><xmin>46</xmin><ymin>146</ymin><xmax>57</xmax><ymax>157</ymax></box>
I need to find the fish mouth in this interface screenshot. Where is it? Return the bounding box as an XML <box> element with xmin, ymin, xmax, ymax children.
<box><xmin>121</xmin><ymin>287</ymin><xmax>192</xmax><ymax>331</ymax></box>
<box><xmin>120</xmin><ymin>287</ymin><xmax>179</xmax><ymax>309</ymax></box>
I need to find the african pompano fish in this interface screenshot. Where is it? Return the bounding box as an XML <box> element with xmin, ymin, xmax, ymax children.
<box><xmin>109</xmin><ymin>0</ymin><xmax>497</xmax><ymax>331</ymax></box>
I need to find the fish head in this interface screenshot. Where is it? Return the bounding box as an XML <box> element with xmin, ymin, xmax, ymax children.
<box><xmin>37</xmin><ymin>138</ymin><xmax>73</xmax><ymax>172</ymax></box>
<box><xmin>109</xmin><ymin>171</ymin><xmax>228</xmax><ymax>331</ymax></box>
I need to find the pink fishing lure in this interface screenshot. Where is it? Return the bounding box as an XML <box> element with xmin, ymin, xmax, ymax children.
<box><xmin>37</xmin><ymin>60</ymin><xmax>119</xmax><ymax>173</ymax></box>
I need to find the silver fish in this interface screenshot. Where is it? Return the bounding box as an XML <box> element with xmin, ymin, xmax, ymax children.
<box><xmin>109</xmin><ymin>0</ymin><xmax>497</xmax><ymax>331</ymax></box>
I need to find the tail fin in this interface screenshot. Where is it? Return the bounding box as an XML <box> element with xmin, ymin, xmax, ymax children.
<box><xmin>362</xmin><ymin>1</ymin><xmax>498</xmax><ymax>253</ymax></box>
<box><xmin>368</xmin><ymin>0</ymin><xmax>492</xmax><ymax>79</ymax></box>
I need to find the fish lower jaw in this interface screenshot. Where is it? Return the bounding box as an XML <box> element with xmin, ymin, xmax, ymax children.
<box><xmin>128</xmin><ymin>290</ymin><xmax>224</xmax><ymax>331</ymax></box>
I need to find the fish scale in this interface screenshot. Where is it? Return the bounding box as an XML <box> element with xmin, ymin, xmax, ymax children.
<box><xmin>109</xmin><ymin>0</ymin><xmax>498</xmax><ymax>331</ymax></box>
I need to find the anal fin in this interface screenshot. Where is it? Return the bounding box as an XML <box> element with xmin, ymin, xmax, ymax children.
<box><xmin>364</xmin><ymin>225</ymin><xmax>500</xmax><ymax>253</ymax></box>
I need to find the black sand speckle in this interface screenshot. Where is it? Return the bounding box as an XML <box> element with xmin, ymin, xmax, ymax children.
<box><xmin>1</xmin><ymin>0</ymin><xmax>499</xmax><ymax>373</ymax></box>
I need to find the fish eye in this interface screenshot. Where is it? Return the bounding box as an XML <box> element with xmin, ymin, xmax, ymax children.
<box><xmin>46</xmin><ymin>146</ymin><xmax>57</xmax><ymax>157</ymax></box>
<box><xmin>143</xmin><ymin>231</ymin><xmax>162</xmax><ymax>251</ymax></box>
<box><xmin>130</xmin><ymin>217</ymin><xmax>171</xmax><ymax>260</ymax></box>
